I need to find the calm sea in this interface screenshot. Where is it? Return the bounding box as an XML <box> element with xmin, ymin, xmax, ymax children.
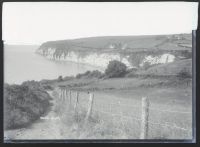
<box><xmin>4</xmin><ymin>45</ymin><xmax>100</xmax><ymax>84</ymax></box>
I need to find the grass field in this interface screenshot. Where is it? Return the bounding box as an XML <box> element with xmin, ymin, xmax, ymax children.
<box><xmin>4</xmin><ymin>75</ymin><xmax>192</xmax><ymax>140</ymax></box>
<box><xmin>53</xmin><ymin>75</ymin><xmax>192</xmax><ymax>139</ymax></box>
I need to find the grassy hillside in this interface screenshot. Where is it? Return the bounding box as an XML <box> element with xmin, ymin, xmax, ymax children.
<box><xmin>37</xmin><ymin>34</ymin><xmax>192</xmax><ymax>69</ymax></box>
<box><xmin>135</xmin><ymin>59</ymin><xmax>192</xmax><ymax>77</ymax></box>
<box><xmin>45</xmin><ymin>64</ymin><xmax>192</xmax><ymax>139</ymax></box>
<box><xmin>39</xmin><ymin>34</ymin><xmax>192</xmax><ymax>53</ymax></box>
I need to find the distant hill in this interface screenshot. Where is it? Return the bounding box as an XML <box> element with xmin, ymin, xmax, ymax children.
<box><xmin>136</xmin><ymin>59</ymin><xmax>192</xmax><ymax>77</ymax></box>
<box><xmin>39</xmin><ymin>34</ymin><xmax>192</xmax><ymax>53</ymax></box>
<box><xmin>37</xmin><ymin>34</ymin><xmax>192</xmax><ymax>70</ymax></box>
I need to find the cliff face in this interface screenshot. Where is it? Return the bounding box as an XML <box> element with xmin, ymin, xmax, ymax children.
<box><xmin>36</xmin><ymin>34</ymin><xmax>192</xmax><ymax>69</ymax></box>
<box><xmin>36</xmin><ymin>48</ymin><xmax>133</xmax><ymax>68</ymax></box>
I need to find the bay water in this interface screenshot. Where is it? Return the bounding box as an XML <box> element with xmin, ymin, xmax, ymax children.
<box><xmin>4</xmin><ymin>45</ymin><xmax>100</xmax><ymax>84</ymax></box>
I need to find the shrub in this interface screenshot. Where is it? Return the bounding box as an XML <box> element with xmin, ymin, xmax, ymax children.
<box><xmin>105</xmin><ymin>60</ymin><xmax>127</xmax><ymax>78</ymax></box>
<box><xmin>125</xmin><ymin>68</ymin><xmax>138</xmax><ymax>77</ymax></box>
<box><xmin>177</xmin><ymin>68</ymin><xmax>191</xmax><ymax>78</ymax></box>
<box><xmin>4</xmin><ymin>81</ymin><xmax>52</xmax><ymax>130</ymax></box>
<box><xmin>76</xmin><ymin>70</ymin><xmax>104</xmax><ymax>79</ymax></box>
<box><xmin>76</xmin><ymin>71</ymin><xmax>90</xmax><ymax>79</ymax></box>
<box><xmin>58</xmin><ymin>75</ymin><xmax>63</xmax><ymax>81</ymax></box>
<box><xmin>42</xmin><ymin>84</ymin><xmax>53</xmax><ymax>90</ymax></box>
<box><xmin>76</xmin><ymin>73</ymin><xmax>82</xmax><ymax>79</ymax></box>
<box><xmin>89</xmin><ymin>70</ymin><xmax>104</xmax><ymax>78</ymax></box>
<box><xmin>142</xmin><ymin>62</ymin><xmax>151</xmax><ymax>70</ymax></box>
<box><xmin>63</xmin><ymin>76</ymin><xmax>75</xmax><ymax>81</ymax></box>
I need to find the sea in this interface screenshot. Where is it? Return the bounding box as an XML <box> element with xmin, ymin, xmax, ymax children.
<box><xmin>4</xmin><ymin>45</ymin><xmax>100</xmax><ymax>84</ymax></box>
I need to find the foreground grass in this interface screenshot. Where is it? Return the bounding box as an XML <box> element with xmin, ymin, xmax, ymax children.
<box><xmin>51</xmin><ymin>76</ymin><xmax>192</xmax><ymax>139</ymax></box>
<box><xmin>5</xmin><ymin>76</ymin><xmax>192</xmax><ymax>139</ymax></box>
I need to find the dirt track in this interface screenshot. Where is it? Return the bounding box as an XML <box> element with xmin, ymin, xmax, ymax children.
<box><xmin>4</xmin><ymin>91</ymin><xmax>67</xmax><ymax>140</ymax></box>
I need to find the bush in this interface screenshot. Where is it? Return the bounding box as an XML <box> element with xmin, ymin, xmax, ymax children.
<box><xmin>76</xmin><ymin>70</ymin><xmax>104</xmax><ymax>79</ymax></box>
<box><xmin>76</xmin><ymin>71</ymin><xmax>90</xmax><ymax>79</ymax></box>
<box><xmin>63</xmin><ymin>76</ymin><xmax>75</xmax><ymax>81</ymax></box>
<box><xmin>58</xmin><ymin>75</ymin><xmax>63</xmax><ymax>81</ymax></box>
<box><xmin>142</xmin><ymin>62</ymin><xmax>151</xmax><ymax>70</ymax></box>
<box><xmin>105</xmin><ymin>60</ymin><xmax>127</xmax><ymax>78</ymax></box>
<box><xmin>89</xmin><ymin>70</ymin><xmax>104</xmax><ymax>78</ymax></box>
<box><xmin>42</xmin><ymin>84</ymin><xmax>54</xmax><ymax>90</ymax></box>
<box><xmin>177</xmin><ymin>68</ymin><xmax>191</xmax><ymax>78</ymax></box>
<box><xmin>4</xmin><ymin>81</ymin><xmax>52</xmax><ymax>130</ymax></box>
<box><xmin>125</xmin><ymin>68</ymin><xmax>138</xmax><ymax>77</ymax></box>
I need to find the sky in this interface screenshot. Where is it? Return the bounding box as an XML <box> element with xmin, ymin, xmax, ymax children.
<box><xmin>2</xmin><ymin>2</ymin><xmax>199</xmax><ymax>45</ymax></box>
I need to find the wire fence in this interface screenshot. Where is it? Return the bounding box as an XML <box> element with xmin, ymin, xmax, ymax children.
<box><xmin>57</xmin><ymin>87</ymin><xmax>192</xmax><ymax>139</ymax></box>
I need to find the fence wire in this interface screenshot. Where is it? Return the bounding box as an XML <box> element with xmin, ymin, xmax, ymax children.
<box><xmin>92</xmin><ymin>108</ymin><xmax>191</xmax><ymax>132</ymax></box>
<box><xmin>58</xmin><ymin>89</ymin><xmax>192</xmax><ymax>137</ymax></box>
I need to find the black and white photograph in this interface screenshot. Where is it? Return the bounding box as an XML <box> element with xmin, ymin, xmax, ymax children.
<box><xmin>2</xmin><ymin>2</ymin><xmax>198</xmax><ymax>142</ymax></box>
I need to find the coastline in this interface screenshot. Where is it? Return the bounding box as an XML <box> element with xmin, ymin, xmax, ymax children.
<box><xmin>35</xmin><ymin>52</ymin><xmax>106</xmax><ymax>72</ymax></box>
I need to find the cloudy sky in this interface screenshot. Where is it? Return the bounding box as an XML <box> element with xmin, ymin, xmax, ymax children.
<box><xmin>2</xmin><ymin>2</ymin><xmax>198</xmax><ymax>45</ymax></box>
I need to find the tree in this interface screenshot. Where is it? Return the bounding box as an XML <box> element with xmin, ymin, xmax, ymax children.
<box><xmin>58</xmin><ymin>75</ymin><xmax>63</xmax><ymax>81</ymax></box>
<box><xmin>105</xmin><ymin>60</ymin><xmax>127</xmax><ymax>78</ymax></box>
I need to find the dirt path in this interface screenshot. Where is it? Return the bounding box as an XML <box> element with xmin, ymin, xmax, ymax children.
<box><xmin>4</xmin><ymin>91</ymin><xmax>67</xmax><ymax>140</ymax></box>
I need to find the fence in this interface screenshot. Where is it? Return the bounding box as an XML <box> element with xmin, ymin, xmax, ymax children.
<box><xmin>57</xmin><ymin>86</ymin><xmax>192</xmax><ymax>139</ymax></box>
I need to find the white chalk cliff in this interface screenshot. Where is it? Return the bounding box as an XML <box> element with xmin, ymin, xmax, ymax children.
<box><xmin>36</xmin><ymin>34</ymin><xmax>191</xmax><ymax>69</ymax></box>
<box><xmin>36</xmin><ymin>47</ymin><xmax>176</xmax><ymax>69</ymax></box>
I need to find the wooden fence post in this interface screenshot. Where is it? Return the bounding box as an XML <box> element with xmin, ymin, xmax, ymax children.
<box><xmin>74</xmin><ymin>91</ymin><xmax>79</xmax><ymax>121</ymax></box>
<box><xmin>74</xmin><ymin>91</ymin><xmax>79</xmax><ymax>113</ymax></box>
<box><xmin>63</xmin><ymin>89</ymin><xmax>65</xmax><ymax>101</ymax></box>
<box><xmin>118</xmin><ymin>101</ymin><xmax>125</xmax><ymax>129</ymax></box>
<box><xmin>65</xmin><ymin>89</ymin><xmax>68</xmax><ymax>102</ymax></box>
<box><xmin>64</xmin><ymin>89</ymin><xmax>67</xmax><ymax>101</ymax></box>
<box><xmin>74</xmin><ymin>91</ymin><xmax>79</xmax><ymax>111</ymax></box>
<box><xmin>84</xmin><ymin>93</ymin><xmax>94</xmax><ymax>124</ymax></box>
<box><xmin>58</xmin><ymin>89</ymin><xmax>61</xmax><ymax>99</ymax></box>
<box><xmin>62</xmin><ymin>89</ymin><xmax>65</xmax><ymax>101</ymax></box>
<box><xmin>140</xmin><ymin>97</ymin><xmax>150</xmax><ymax>139</ymax></box>
<box><xmin>69</xmin><ymin>90</ymin><xmax>72</xmax><ymax>109</ymax></box>
<box><xmin>59</xmin><ymin>89</ymin><xmax>62</xmax><ymax>100</ymax></box>
<box><xmin>62</xmin><ymin>89</ymin><xmax>64</xmax><ymax>101</ymax></box>
<box><xmin>63</xmin><ymin>89</ymin><xmax>66</xmax><ymax>101</ymax></box>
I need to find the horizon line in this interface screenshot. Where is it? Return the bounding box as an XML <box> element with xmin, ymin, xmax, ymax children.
<box><xmin>3</xmin><ymin>32</ymin><xmax>192</xmax><ymax>45</ymax></box>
